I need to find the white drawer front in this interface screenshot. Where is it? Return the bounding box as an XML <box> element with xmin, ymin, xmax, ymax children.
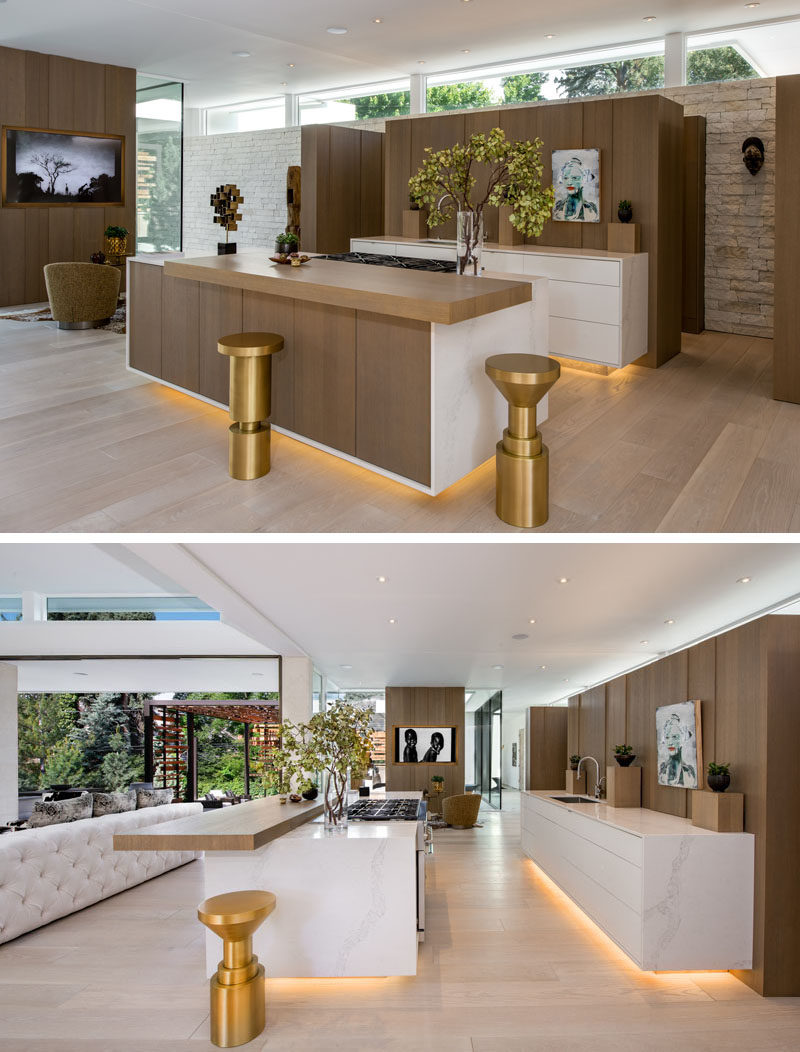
<box><xmin>522</xmin><ymin>254</ymin><xmax>620</xmax><ymax>287</ymax></box>
<box><xmin>398</xmin><ymin>243</ymin><xmax>456</xmax><ymax>262</ymax></box>
<box><xmin>482</xmin><ymin>250</ymin><xmax>528</xmax><ymax>274</ymax></box>
<box><xmin>551</xmin><ymin>317</ymin><xmax>621</xmax><ymax>367</ymax></box>
<box><xmin>351</xmin><ymin>240</ymin><xmax>396</xmax><ymax>255</ymax></box>
<box><xmin>550</xmin><ymin>280</ymin><xmax>621</xmax><ymax>326</ymax></box>
<box><xmin>523</xmin><ymin>797</ymin><xmax>642</xmax><ymax>866</ymax></box>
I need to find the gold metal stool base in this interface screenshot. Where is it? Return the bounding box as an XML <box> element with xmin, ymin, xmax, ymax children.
<box><xmin>218</xmin><ymin>332</ymin><xmax>284</xmax><ymax>481</ymax></box>
<box><xmin>197</xmin><ymin>890</ymin><xmax>277</xmax><ymax>1049</ymax></box>
<box><xmin>485</xmin><ymin>353</ymin><xmax>561</xmax><ymax>529</ymax></box>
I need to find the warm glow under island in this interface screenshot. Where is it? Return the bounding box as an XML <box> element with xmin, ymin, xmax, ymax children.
<box><xmin>126</xmin><ymin>252</ymin><xmax>550</xmax><ymax>494</ymax></box>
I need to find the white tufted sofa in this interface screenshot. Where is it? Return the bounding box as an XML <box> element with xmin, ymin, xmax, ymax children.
<box><xmin>0</xmin><ymin>802</ymin><xmax>202</xmax><ymax>945</ymax></box>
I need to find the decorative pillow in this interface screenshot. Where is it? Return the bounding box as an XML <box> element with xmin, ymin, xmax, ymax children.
<box><xmin>27</xmin><ymin>792</ymin><xmax>92</xmax><ymax>828</ymax></box>
<box><xmin>91</xmin><ymin>789</ymin><xmax>136</xmax><ymax>817</ymax></box>
<box><xmin>136</xmin><ymin>788</ymin><xmax>174</xmax><ymax>809</ymax></box>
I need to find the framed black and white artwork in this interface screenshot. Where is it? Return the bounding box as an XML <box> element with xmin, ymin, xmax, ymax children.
<box><xmin>393</xmin><ymin>726</ymin><xmax>457</xmax><ymax>764</ymax></box>
<box><xmin>2</xmin><ymin>126</ymin><xmax>125</xmax><ymax>206</ymax></box>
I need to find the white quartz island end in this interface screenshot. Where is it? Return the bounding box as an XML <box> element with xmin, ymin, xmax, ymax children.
<box><xmin>521</xmin><ymin>791</ymin><xmax>754</xmax><ymax>972</ymax></box>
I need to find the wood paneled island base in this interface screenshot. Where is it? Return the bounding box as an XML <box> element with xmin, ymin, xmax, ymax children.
<box><xmin>127</xmin><ymin>253</ymin><xmax>548</xmax><ymax>494</ymax></box>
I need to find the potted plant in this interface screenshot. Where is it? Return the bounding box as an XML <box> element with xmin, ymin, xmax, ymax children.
<box><xmin>409</xmin><ymin>127</ymin><xmax>554</xmax><ymax>276</ymax></box>
<box><xmin>104</xmin><ymin>225</ymin><xmax>128</xmax><ymax>257</ymax></box>
<box><xmin>613</xmin><ymin>744</ymin><xmax>636</xmax><ymax>767</ymax></box>
<box><xmin>617</xmin><ymin>199</ymin><xmax>633</xmax><ymax>223</ymax></box>
<box><xmin>707</xmin><ymin>761</ymin><xmax>731</xmax><ymax>792</ymax></box>
<box><xmin>273</xmin><ymin>702</ymin><xmax>372</xmax><ymax>829</ymax></box>
<box><xmin>431</xmin><ymin>774</ymin><xmax>445</xmax><ymax>794</ymax></box>
<box><xmin>569</xmin><ymin>755</ymin><xmax>581</xmax><ymax>772</ymax></box>
<box><xmin>274</xmin><ymin>231</ymin><xmax>299</xmax><ymax>256</ymax></box>
<box><xmin>299</xmin><ymin>777</ymin><xmax>319</xmax><ymax>801</ymax></box>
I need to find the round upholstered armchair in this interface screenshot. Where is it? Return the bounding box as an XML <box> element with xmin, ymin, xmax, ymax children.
<box><xmin>43</xmin><ymin>262</ymin><xmax>121</xmax><ymax>330</ymax></box>
<box><xmin>442</xmin><ymin>793</ymin><xmax>482</xmax><ymax>828</ymax></box>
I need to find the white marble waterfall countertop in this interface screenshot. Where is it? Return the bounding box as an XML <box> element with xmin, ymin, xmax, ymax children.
<box><xmin>523</xmin><ymin>790</ymin><xmax>723</xmax><ymax>837</ymax></box>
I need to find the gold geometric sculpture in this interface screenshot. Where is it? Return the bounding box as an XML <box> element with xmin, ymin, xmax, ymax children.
<box><xmin>210</xmin><ymin>183</ymin><xmax>244</xmax><ymax>241</ymax></box>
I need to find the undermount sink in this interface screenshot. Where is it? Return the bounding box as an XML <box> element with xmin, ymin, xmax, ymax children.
<box><xmin>419</xmin><ymin>238</ymin><xmax>456</xmax><ymax>245</ymax></box>
<box><xmin>549</xmin><ymin>795</ymin><xmax>598</xmax><ymax>804</ymax></box>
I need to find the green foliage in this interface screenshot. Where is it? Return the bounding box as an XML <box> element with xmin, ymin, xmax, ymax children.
<box><xmin>688</xmin><ymin>46</ymin><xmax>757</xmax><ymax>86</ymax></box>
<box><xmin>48</xmin><ymin>611</ymin><xmax>156</xmax><ymax>620</ymax></box>
<box><xmin>408</xmin><ymin>127</ymin><xmax>554</xmax><ymax>238</ymax></box>
<box><xmin>556</xmin><ymin>57</ymin><xmax>664</xmax><ymax>98</ymax></box>
<box><xmin>614</xmin><ymin>744</ymin><xmax>633</xmax><ymax>755</ymax></box>
<box><xmin>143</xmin><ymin>133</ymin><xmax>182</xmax><ymax>252</ymax></box>
<box><xmin>100</xmin><ymin>728</ymin><xmax>143</xmax><ymax>791</ymax></box>
<box><xmin>618</xmin><ymin>199</ymin><xmax>631</xmax><ymax>210</ymax></box>
<box><xmin>339</xmin><ymin>91</ymin><xmax>410</xmax><ymax>119</ymax></box>
<box><xmin>708</xmin><ymin>761</ymin><xmax>731</xmax><ymax>776</ymax></box>
<box><xmin>17</xmin><ymin>693</ymin><xmax>80</xmax><ymax>790</ymax></box>
<box><xmin>276</xmin><ymin>232</ymin><xmax>299</xmax><ymax>246</ymax></box>
<box><xmin>502</xmin><ymin>73</ymin><xmax>549</xmax><ymax>104</ymax></box>
<box><xmin>104</xmin><ymin>225</ymin><xmax>128</xmax><ymax>239</ymax></box>
<box><xmin>43</xmin><ymin>738</ymin><xmax>84</xmax><ymax>787</ymax></box>
<box><xmin>75</xmin><ymin>694</ymin><xmax>142</xmax><ymax>776</ymax></box>
<box><xmin>569</xmin><ymin>754</ymin><xmax>582</xmax><ymax>765</ymax></box>
<box><xmin>427</xmin><ymin>82</ymin><xmax>494</xmax><ymax>113</ymax></box>
<box><xmin>431</xmin><ymin>774</ymin><xmax>445</xmax><ymax>784</ymax></box>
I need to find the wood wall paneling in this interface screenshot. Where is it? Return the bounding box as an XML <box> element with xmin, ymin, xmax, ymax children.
<box><xmin>577</xmin><ymin>684</ymin><xmax>606</xmax><ymax>795</ymax></box>
<box><xmin>360</xmin><ymin>130</ymin><xmax>384</xmax><ymax>238</ymax></box>
<box><xmin>329</xmin><ymin>126</ymin><xmax>361</xmax><ymax>253</ymax></box>
<box><xmin>567</xmin><ymin>695</ymin><xmax>580</xmax><ymax>760</ymax></box>
<box><xmin>384</xmin><ymin>687</ymin><xmax>466</xmax><ymax>797</ymax></box>
<box><xmin>198</xmin><ymin>284</ymin><xmax>243</xmax><ymax>404</ymax></box>
<box><xmin>128</xmin><ymin>262</ymin><xmax>163</xmax><ymax>377</ymax></box>
<box><xmin>385</xmin><ymin>117</ymin><xmax>412</xmax><ymax>237</ymax></box>
<box><xmin>300</xmin><ymin>125</ymin><xmax>321</xmax><ymax>251</ymax></box>
<box><xmin>161</xmin><ymin>275</ymin><xmax>200</xmax><ymax>391</ymax></box>
<box><xmin>355</xmin><ymin>311</ymin><xmax>431</xmax><ymax>485</ymax></box>
<box><xmin>410</xmin><ymin>113</ymin><xmax>466</xmax><ymax>241</ymax></box>
<box><xmin>686</xmin><ymin>638</ymin><xmax>716</xmax><ymax>819</ymax></box>
<box><xmin>527</xmin><ymin>707</ymin><xmax>568</xmax><ymax>790</ymax></box>
<box><xmin>773</xmin><ymin>75</ymin><xmax>800</xmax><ymax>403</ymax></box>
<box><xmin>649</xmin><ymin>650</ymin><xmax>690</xmax><ymax>817</ymax></box>
<box><xmin>0</xmin><ymin>47</ymin><xmax>135</xmax><ymax>307</ymax></box>
<box><xmin>682</xmin><ymin>115</ymin><xmax>706</xmax><ymax>334</ymax></box>
<box><xmin>242</xmin><ymin>291</ymin><xmax>296</xmax><ymax>429</ymax></box>
<box><xmin>465</xmin><ymin>109</ymin><xmax>502</xmax><ymax>243</ymax></box>
<box><xmin>580</xmin><ymin>100</ymin><xmax>614</xmax><ymax>252</ymax></box>
<box><xmin>605</xmin><ymin>675</ymin><xmax>627</xmax><ymax>766</ymax></box>
<box><xmin>293</xmin><ymin>300</ymin><xmax>356</xmax><ymax>453</ymax></box>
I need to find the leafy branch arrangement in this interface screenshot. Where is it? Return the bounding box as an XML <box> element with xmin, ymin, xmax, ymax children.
<box><xmin>408</xmin><ymin>127</ymin><xmax>554</xmax><ymax>238</ymax></box>
<box><xmin>272</xmin><ymin>702</ymin><xmax>372</xmax><ymax>826</ymax></box>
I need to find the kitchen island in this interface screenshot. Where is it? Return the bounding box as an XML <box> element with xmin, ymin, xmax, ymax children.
<box><xmin>127</xmin><ymin>252</ymin><xmax>548</xmax><ymax>494</ymax></box>
<box><xmin>114</xmin><ymin>793</ymin><xmax>422</xmax><ymax>978</ymax></box>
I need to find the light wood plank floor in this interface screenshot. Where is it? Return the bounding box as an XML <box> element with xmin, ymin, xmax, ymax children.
<box><xmin>0</xmin><ymin>804</ymin><xmax>797</xmax><ymax>1051</ymax></box>
<box><xmin>0</xmin><ymin>319</ymin><xmax>798</xmax><ymax>533</ymax></box>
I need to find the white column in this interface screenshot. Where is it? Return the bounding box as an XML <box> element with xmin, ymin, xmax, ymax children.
<box><xmin>21</xmin><ymin>591</ymin><xmax>46</xmax><ymax>622</ymax></box>
<box><xmin>183</xmin><ymin>107</ymin><xmax>206</xmax><ymax>137</ymax></box>
<box><xmin>284</xmin><ymin>93</ymin><xmax>300</xmax><ymax>128</ymax></box>
<box><xmin>281</xmin><ymin>656</ymin><xmax>313</xmax><ymax>724</ymax></box>
<box><xmin>410</xmin><ymin>73</ymin><xmax>427</xmax><ymax>115</ymax></box>
<box><xmin>664</xmin><ymin>32</ymin><xmax>687</xmax><ymax>88</ymax></box>
<box><xmin>0</xmin><ymin>663</ymin><xmax>18</xmax><ymax>822</ymax></box>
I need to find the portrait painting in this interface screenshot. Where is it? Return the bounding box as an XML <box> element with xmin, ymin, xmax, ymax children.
<box><xmin>552</xmin><ymin>147</ymin><xmax>600</xmax><ymax>223</ymax></box>
<box><xmin>655</xmin><ymin>700</ymin><xmax>702</xmax><ymax>789</ymax></box>
<box><xmin>393</xmin><ymin>726</ymin><xmax>457</xmax><ymax>764</ymax></box>
<box><xmin>2</xmin><ymin>126</ymin><xmax>125</xmax><ymax>206</ymax></box>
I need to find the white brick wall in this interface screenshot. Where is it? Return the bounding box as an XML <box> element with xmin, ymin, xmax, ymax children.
<box><xmin>182</xmin><ymin>88</ymin><xmax>774</xmax><ymax>338</ymax></box>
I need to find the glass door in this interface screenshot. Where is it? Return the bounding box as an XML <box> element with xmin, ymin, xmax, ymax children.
<box><xmin>470</xmin><ymin>691</ymin><xmax>502</xmax><ymax>809</ymax></box>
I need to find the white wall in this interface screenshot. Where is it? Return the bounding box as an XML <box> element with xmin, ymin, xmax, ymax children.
<box><xmin>0</xmin><ymin>663</ymin><xmax>18</xmax><ymax>822</ymax></box>
<box><xmin>281</xmin><ymin>656</ymin><xmax>313</xmax><ymax>725</ymax></box>
<box><xmin>502</xmin><ymin>710</ymin><xmax>526</xmax><ymax>790</ymax></box>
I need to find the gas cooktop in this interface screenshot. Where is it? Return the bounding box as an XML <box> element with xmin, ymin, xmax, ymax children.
<box><xmin>318</xmin><ymin>251</ymin><xmax>457</xmax><ymax>274</ymax></box>
<box><xmin>347</xmin><ymin>798</ymin><xmax>426</xmax><ymax>821</ymax></box>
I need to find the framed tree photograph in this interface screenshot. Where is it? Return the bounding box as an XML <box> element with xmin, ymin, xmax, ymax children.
<box><xmin>1</xmin><ymin>126</ymin><xmax>125</xmax><ymax>206</ymax></box>
<box><xmin>393</xmin><ymin>726</ymin><xmax>457</xmax><ymax>765</ymax></box>
<box><xmin>655</xmin><ymin>700</ymin><xmax>703</xmax><ymax>789</ymax></box>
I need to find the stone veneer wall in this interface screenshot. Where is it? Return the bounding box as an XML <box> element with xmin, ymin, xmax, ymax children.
<box><xmin>182</xmin><ymin>85</ymin><xmax>774</xmax><ymax>337</ymax></box>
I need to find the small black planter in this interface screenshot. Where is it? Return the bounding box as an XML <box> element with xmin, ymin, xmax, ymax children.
<box><xmin>614</xmin><ymin>754</ymin><xmax>636</xmax><ymax>767</ymax></box>
<box><xmin>218</xmin><ymin>242</ymin><xmax>237</xmax><ymax>255</ymax></box>
<box><xmin>274</xmin><ymin>239</ymin><xmax>299</xmax><ymax>256</ymax></box>
<box><xmin>618</xmin><ymin>206</ymin><xmax>632</xmax><ymax>224</ymax></box>
<box><xmin>569</xmin><ymin>765</ymin><xmax>579</xmax><ymax>772</ymax></box>
<box><xmin>707</xmin><ymin>773</ymin><xmax>731</xmax><ymax>793</ymax></box>
<box><xmin>301</xmin><ymin>787</ymin><xmax>319</xmax><ymax>801</ymax></box>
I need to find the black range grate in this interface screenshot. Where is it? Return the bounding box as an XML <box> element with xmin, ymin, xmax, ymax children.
<box><xmin>347</xmin><ymin>798</ymin><xmax>426</xmax><ymax>821</ymax></box>
<box><xmin>318</xmin><ymin>251</ymin><xmax>457</xmax><ymax>274</ymax></box>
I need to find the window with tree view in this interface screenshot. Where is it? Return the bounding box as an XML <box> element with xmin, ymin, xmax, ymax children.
<box><xmin>136</xmin><ymin>77</ymin><xmax>183</xmax><ymax>253</ymax></box>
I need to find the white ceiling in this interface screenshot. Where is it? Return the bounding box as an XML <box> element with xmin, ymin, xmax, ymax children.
<box><xmin>129</xmin><ymin>541</ymin><xmax>800</xmax><ymax>711</ymax></box>
<box><xmin>13</xmin><ymin>656</ymin><xmax>279</xmax><ymax>693</ymax></box>
<box><xmin>1</xmin><ymin>0</ymin><xmax>798</xmax><ymax>108</ymax></box>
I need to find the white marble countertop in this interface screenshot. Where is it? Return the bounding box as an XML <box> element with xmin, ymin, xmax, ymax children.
<box><xmin>524</xmin><ymin>790</ymin><xmax>729</xmax><ymax>838</ymax></box>
<box><xmin>359</xmin><ymin>234</ymin><xmax>640</xmax><ymax>261</ymax></box>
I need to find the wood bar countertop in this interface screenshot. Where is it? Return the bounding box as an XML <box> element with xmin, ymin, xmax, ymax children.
<box><xmin>163</xmin><ymin>253</ymin><xmax>531</xmax><ymax>325</ymax></box>
<box><xmin>113</xmin><ymin>796</ymin><xmax>324</xmax><ymax>852</ymax></box>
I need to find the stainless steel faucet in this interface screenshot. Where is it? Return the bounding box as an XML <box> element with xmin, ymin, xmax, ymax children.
<box><xmin>577</xmin><ymin>755</ymin><xmax>606</xmax><ymax>800</ymax></box>
<box><xmin>436</xmin><ymin>192</ymin><xmax>455</xmax><ymax>214</ymax></box>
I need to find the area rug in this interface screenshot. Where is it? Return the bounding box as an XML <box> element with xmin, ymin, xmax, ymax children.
<box><xmin>0</xmin><ymin>297</ymin><xmax>126</xmax><ymax>334</ymax></box>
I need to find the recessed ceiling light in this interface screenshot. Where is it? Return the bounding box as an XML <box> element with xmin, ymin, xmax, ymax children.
<box><xmin>251</xmin><ymin>672</ymin><xmax>264</xmax><ymax>677</ymax></box>
<box><xmin>492</xmin><ymin>664</ymin><xmax>504</xmax><ymax>670</ymax></box>
<box><xmin>74</xmin><ymin>672</ymin><xmax>89</xmax><ymax>677</ymax></box>
<box><xmin>280</xmin><ymin>81</ymin><xmax>287</xmax><ymax>86</ymax></box>
<box><xmin>643</xmin><ymin>15</ymin><xmax>657</xmax><ymax>22</ymax></box>
<box><xmin>376</xmin><ymin>575</ymin><xmax>388</xmax><ymax>583</ymax></box>
<box><xmin>737</xmin><ymin>576</ymin><xmax>752</xmax><ymax>584</ymax></box>
<box><xmin>664</xmin><ymin>618</ymin><xmax>675</xmax><ymax>625</ymax></box>
<box><xmin>745</xmin><ymin>2</ymin><xmax>760</xmax><ymax>7</ymax></box>
<box><xmin>512</xmin><ymin>633</ymin><xmax>528</xmax><ymax>640</ymax></box>
<box><xmin>557</xmin><ymin>577</ymin><xmax>569</xmax><ymax>584</ymax></box>
<box><xmin>528</xmin><ymin>618</ymin><xmax>537</xmax><ymax>625</ymax></box>
<box><xmin>340</xmin><ymin>664</ymin><xmax>353</xmax><ymax>670</ymax></box>
<box><xmin>373</xmin><ymin>18</ymin><xmax>383</xmax><ymax>24</ymax></box>
<box><xmin>287</xmin><ymin>63</ymin><xmax>296</xmax><ymax>68</ymax></box>
<box><xmin>232</xmin><ymin>51</ymin><xmax>251</xmax><ymax>58</ymax></box>
<box><xmin>540</xmin><ymin>665</ymin><xmax>547</xmax><ymax>670</ymax></box>
<box><xmin>545</xmin><ymin>34</ymin><xmax>555</xmax><ymax>39</ymax></box>
<box><xmin>417</xmin><ymin>59</ymin><xmax>426</xmax><ymax>64</ymax></box>
<box><xmin>640</xmin><ymin>640</ymin><xmax>649</xmax><ymax>645</ymax></box>
<box><xmin>327</xmin><ymin>26</ymin><xmax>349</xmax><ymax>34</ymax></box>
<box><xmin>563</xmin><ymin>678</ymin><xmax>569</xmax><ymax>682</ymax></box>
<box><xmin>388</xmin><ymin>617</ymin><xmax>397</xmax><ymax>624</ymax></box>
<box><xmin>461</xmin><ymin>49</ymin><xmax>471</xmax><ymax>54</ymax></box>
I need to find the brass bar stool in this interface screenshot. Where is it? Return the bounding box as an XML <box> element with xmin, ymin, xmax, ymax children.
<box><xmin>217</xmin><ymin>332</ymin><xmax>285</xmax><ymax>480</ymax></box>
<box><xmin>197</xmin><ymin>890</ymin><xmax>276</xmax><ymax>1048</ymax></box>
<box><xmin>485</xmin><ymin>353</ymin><xmax>561</xmax><ymax>528</ymax></box>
